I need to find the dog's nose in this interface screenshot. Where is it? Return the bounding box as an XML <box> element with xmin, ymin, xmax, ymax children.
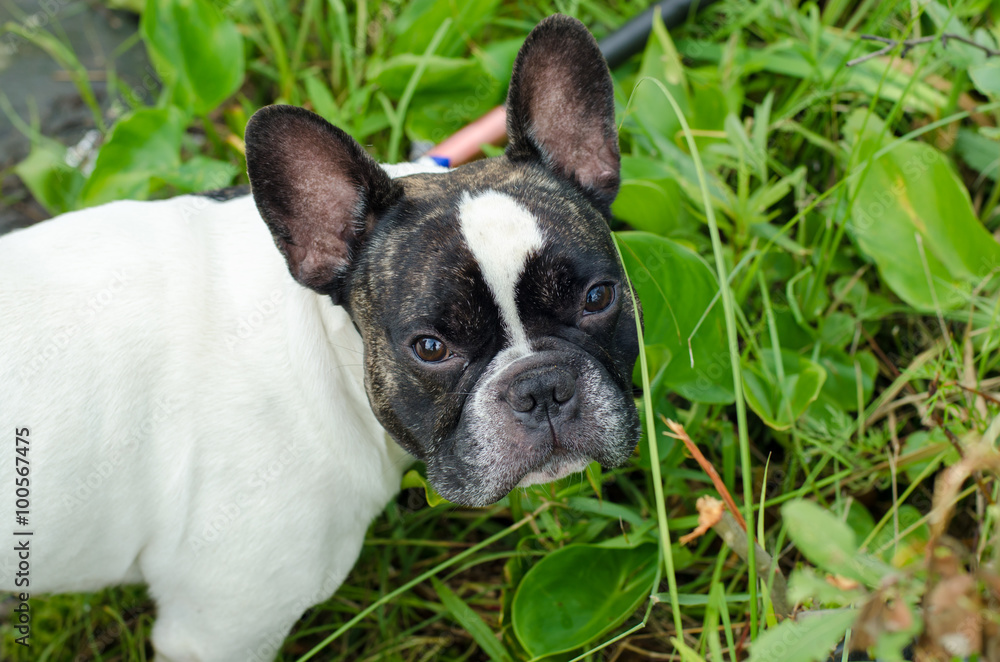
<box><xmin>506</xmin><ymin>366</ymin><xmax>577</xmax><ymax>423</ymax></box>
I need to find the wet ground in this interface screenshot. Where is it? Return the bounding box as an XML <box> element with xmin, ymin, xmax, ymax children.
<box><xmin>0</xmin><ymin>0</ymin><xmax>149</xmax><ymax>234</ymax></box>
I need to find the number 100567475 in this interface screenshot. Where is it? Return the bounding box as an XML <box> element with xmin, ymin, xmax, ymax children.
<box><xmin>14</xmin><ymin>428</ymin><xmax>30</xmax><ymax>529</ymax></box>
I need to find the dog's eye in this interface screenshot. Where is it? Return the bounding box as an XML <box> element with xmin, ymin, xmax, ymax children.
<box><xmin>413</xmin><ymin>336</ymin><xmax>448</xmax><ymax>362</ymax></box>
<box><xmin>583</xmin><ymin>283</ymin><xmax>615</xmax><ymax>314</ymax></box>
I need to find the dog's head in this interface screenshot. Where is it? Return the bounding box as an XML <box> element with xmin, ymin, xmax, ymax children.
<box><xmin>245</xmin><ymin>15</ymin><xmax>640</xmax><ymax>506</ymax></box>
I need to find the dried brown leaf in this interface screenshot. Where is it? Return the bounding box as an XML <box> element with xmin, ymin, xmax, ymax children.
<box><xmin>826</xmin><ymin>575</ymin><xmax>861</xmax><ymax>591</ymax></box>
<box><xmin>923</xmin><ymin>573</ymin><xmax>981</xmax><ymax>659</ymax></box>
<box><xmin>679</xmin><ymin>496</ymin><xmax>724</xmax><ymax>545</ymax></box>
<box><xmin>851</xmin><ymin>587</ymin><xmax>914</xmax><ymax>652</ymax></box>
<box><xmin>929</xmin><ymin>444</ymin><xmax>1000</xmax><ymax>541</ymax></box>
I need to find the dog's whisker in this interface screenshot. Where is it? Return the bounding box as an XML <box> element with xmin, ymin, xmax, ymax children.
<box><xmin>327</xmin><ymin>343</ymin><xmax>363</xmax><ymax>354</ymax></box>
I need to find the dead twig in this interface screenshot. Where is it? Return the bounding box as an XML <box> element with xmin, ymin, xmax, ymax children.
<box><xmin>661</xmin><ymin>416</ymin><xmax>746</xmax><ymax>531</ymax></box>
<box><xmin>664</xmin><ymin>419</ymin><xmax>793</xmax><ymax>618</ymax></box>
<box><xmin>847</xmin><ymin>32</ymin><xmax>1000</xmax><ymax>67</ymax></box>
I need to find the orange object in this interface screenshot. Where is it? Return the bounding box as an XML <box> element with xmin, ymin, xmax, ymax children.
<box><xmin>425</xmin><ymin>106</ymin><xmax>507</xmax><ymax>167</ymax></box>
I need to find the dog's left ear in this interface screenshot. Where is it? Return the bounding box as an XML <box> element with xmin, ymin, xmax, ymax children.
<box><xmin>245</xmin><ymin>105</ymin><xmax>399</xmax><ymax>302</ymax></box>
<box><xmin>505</xmin><ymin>14</ymin><xmax>620</xmax><ymax>211</ymax></box>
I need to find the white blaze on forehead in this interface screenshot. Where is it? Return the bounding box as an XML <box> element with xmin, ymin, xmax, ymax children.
<box><xmin>458</xmin><ymin>190</ymin><xmax>544</xmax><ymax>351</ymax></box>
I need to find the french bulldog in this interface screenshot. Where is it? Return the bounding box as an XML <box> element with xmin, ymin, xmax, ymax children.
<box><xmin>0</xmin><ymin>14</ymin><xmax>640</xmax><ymax>662</ymax></box>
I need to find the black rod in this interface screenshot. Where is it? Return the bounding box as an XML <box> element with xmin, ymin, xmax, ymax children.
<box><xmin>600</xmin><ymin>0</ymin><xmax>719</xmax><ymax>69</ymax></box>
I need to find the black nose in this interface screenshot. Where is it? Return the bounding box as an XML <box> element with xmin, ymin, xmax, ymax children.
<box><xmin>506</xmin><ymin>366</ymin><xmax>577</xmax><ymax>425</ymax></box>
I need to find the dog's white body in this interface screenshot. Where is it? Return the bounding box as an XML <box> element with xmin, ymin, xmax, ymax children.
<box><xmin>0</xmin><ymin>163</ymin><xmax>436</xmax><ymax>660</ymax></box>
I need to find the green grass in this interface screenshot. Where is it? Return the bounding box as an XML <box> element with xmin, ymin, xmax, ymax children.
<box><xmin>3</xmin><ymin>0</ymin><xmax>1000</xmax><ymax>660</ymax></box>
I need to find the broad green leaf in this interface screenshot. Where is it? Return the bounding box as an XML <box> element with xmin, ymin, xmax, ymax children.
<box><xmin>634</xmin><ymin>343</ymin><xmax>673</xmax><ymax>394</ymax></box>
<box><xmin>631</xmin><ymin>11</ymin><xmax>688</xmax><ymax>146</ymax></box>
<box><xmin>814</xmin><ymin>349</ymin><xmax>877</xmax><ymax>413</ymax></box>
<box><xmin>743</xmin><ymin>350</ymin><xmax>826</xmax><ymax>430</ymax></box>
<box><xmin>355</xmin><ymin>112</ymin><xmax>392</xmax><ymax>142</ymax></box>
<box><xmin>370</xmin><ymin>50</ymin><xmax>502</xmax><ymax>143</ymax></box>
<box><xmin>156</xmin><ymin>156</ymin><xmax>239</xmax><ymax>194</ymax></box>
<box><xmin>432</xmin><ymin>577</ymin><xmax>512</xmax><ymax>662</ymax></box>
<box><xmin>845</xmin><ymin>110</ymin><xmax>1000</xmax><ymax>311</ymax></box>
<box><xmin>15</xmin><ymin>136</ymin><xmax>85</xmax><ymax>215</ymax></box>
<box><xmin>818</xmin><ymin>312</ymin><xmax>855</xmax><ymax>349</ymax></box>
<box><xmin>845</xmin><ymin>501</ymin><xmax>876</xmax><ymax>542</ymax></box>
<box><xmin>617</xmin><ymin>232</ymin><xmax>734</xmax><ymax>404</ymax></box>
<box><xmin>404</xmin><ymin>80</ymin><xmax>503</xmax><ymax>143</ymax></box>
<box><xmin>369</xmin><ymin>55</ymin><xmax>493</xmax><ymax>97</ymax></box>
<box><xmin>612</xmin><ymin>156</ymin><xmax>690</xmax><ymax>235</ymax></box>
<box><xmin>766</xmin><ymin>308</ymin><xmax>815</xmax><ymax>352</ymax></box>
<box><xmin>140</xmin><ymin>0</ymin><xmax>244</xmax><ymax>115</ymax></box>
<box><xmin>748</xmin><ymin>609</ymin><xmax>857</xmax><ymax>662</ymax></box>
<box><xmin>390</xmin><ymin>0</ymin><xmax>499</xmax><ymax>58</ymax></box>
<box><xmin>787</xmin><ymin>567</ymin><xmax>865</xmax><ymax>607</ymax></box>
<box><xmin>613</xmin><ymin>179</ymin><xmax>684</xmax><ymax>235</ymax></box>
<box><xmin>831</xmin><ymin>275</ymin><xmax>899</xmax><ymax>320</ymax></box>
<box><xmin>79</xmin><ymin>107</ymin><xmax>186</xmax><ymax>208</ymax></box>
<box><xmin>613</xmin><ymin>157</ymin><xmax>696</xmax><ymax>234</ymax></box>
<box><xmin>873</xmin><ymin>631</ymin><xmax>923</xmax><ymax>662</ymax></box>
<box><xmin>617</xmin><ymin>153</ymin><xmax>673</xmax><ymax>180</ymax></box>
<box><xmin>955</xmin><ymin>128</ymin><xmax>1000</xmax><ymax>181</ymax></box>
<box><xmin>512</xmin><ymin>543</ymin><xmax>656</xmax><ymax>658</ymax></box>
<box><xmin>566</xmin><ymin>497</ymin><xmax>644</xmax><ymax>527</ymax></box>
<box><xmin>400</xmin><ymin>469</ymin><xmax>450</xmax><ymax>507</ymax></box>
<box><xmin>970</xmin><ymin>59</ymin><xmax>1000</xmax><ymax>97</ymax></box>
<box><xmin>783</xmin><ymin>500</ymin><xmax>857</xmax><ymax>573</ymax></box>
<box><xmin>303</xmin><ymin>73</ymin><xmax>343</xmax><ymax>127</ymax></box>
<box><xmin>748</xmin><ymin>223</ymin><xmax>809</xmax><ymax>256</ymax></box>
<box><xmin>689</xmin><ymin>73</ymin><xmax>732</xmax><ymax>141</ymax></box>
<box><xmin>782</xmin><ymin>500</ymin><xmax>889</xmax><ymax>586</ymax></box>
<box><xmin>478</xmin><ymin>38</ymin><xmax>523</xmax><ymax>88</ymax></box>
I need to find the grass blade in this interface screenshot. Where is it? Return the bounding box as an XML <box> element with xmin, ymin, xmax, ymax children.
<box><xmin>431</xmin><ymin>576</ymin><xmax>512</xmax><ymax>662</ymax></box>
<box><xmin>631</xmin><ymin>74</ymin><xmax>759</xmax><ymax>636</ymax></box>
<box><xmin>385</xmin><ymin>18</ymin><xmax>452</xmax><ymax>163</ymax></box>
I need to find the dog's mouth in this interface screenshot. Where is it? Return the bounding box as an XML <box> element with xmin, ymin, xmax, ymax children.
<box><xmin>515</xmin><ymin>449</ymin><xmax>591</xmax><ymax>488</ymax></box>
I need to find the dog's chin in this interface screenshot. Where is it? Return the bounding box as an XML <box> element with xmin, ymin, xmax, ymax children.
<box><xmin>515</xmin><ymin>451</ymin><xmax>592</xmax><ymax>488</ymax></box>
<box><xmin>427</xmin><ymin>450</ymin><xmax>595</xmax><ymax>507</ymax></box>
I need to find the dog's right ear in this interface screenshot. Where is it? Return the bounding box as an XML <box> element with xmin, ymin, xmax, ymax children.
<box><xmin>505</xmin><ymin>15</ymin><xmax>620</xmax><ymax>213</ymax></box>
<box><xmin>245</xmin><ymin>105</ymin><xmax>399</xmax><ymax>303</ymax></box>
